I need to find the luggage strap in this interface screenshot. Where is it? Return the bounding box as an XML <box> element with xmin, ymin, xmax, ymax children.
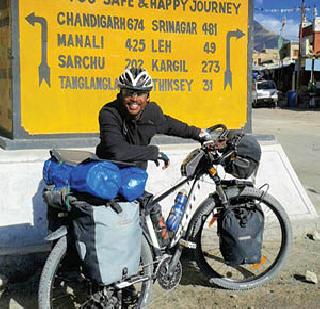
<box><xmin>108</xmin><ymin>201</ymin><xmax>123</xmax><ymax>214</ymax></box>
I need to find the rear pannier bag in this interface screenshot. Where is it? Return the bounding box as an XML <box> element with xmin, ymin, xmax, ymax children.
<box><xmin>224</xmin><ymin>134</ymin><xmax>261</xmax><ymax>179</ymax></box>
<box><xmin>217</xmin><ymin>204</ymin><xmax>264</xmax><ymax>266</ymax></box>
<box><xmin>72</xmin><ymin>200</ymin><xmax>141</xmax><ymax>285</ymax></box>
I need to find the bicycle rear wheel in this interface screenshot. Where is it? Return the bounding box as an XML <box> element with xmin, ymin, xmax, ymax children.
<box><xmin>190</xmin><ymin>186</ymin><xmax>292</xmax><ymax>290</ymax></box>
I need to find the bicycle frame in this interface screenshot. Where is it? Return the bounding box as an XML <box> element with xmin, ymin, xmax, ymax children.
<box><xmin>145</xmin><ymin>167</ymin><xmax>256</xmax><ymax>252</ymax></box>
<box><xmin>145</xmin><ymin>174</ymin><xmax>209</xmax><ymax>251</ymax></box>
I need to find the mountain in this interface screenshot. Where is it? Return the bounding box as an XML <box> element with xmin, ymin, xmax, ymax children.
<box><xmin>253</xmin><ymin>20</ymin><xmax>287</xmax><ymax>52</ymax></box>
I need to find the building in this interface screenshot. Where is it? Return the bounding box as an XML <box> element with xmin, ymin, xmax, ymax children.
<box><xmin>252</xmin><ymin>49</ymin><xmax>280</xmax><ymax>68</ymax></box>
<box><xmin>252</xmin><ymin>46</ymin><xmax>295</xmax><ymax>93</ymax></box>
<box><xmin>297</xmin><ymin>2</ymin><xmax>320</xmax><ymax>106</ymax></box>
<box><xmin>300</xmin><ymin>17</ymin><xmax>320</xmax><ymax>57</ymax></box>
<box><xmin>280</xmin><ymin>41</ymin><xmax>299</xmax><ymax>61</ymax></box>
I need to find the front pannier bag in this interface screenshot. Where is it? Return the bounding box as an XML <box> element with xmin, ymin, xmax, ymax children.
<box><xmin>72</xmin><ymin>200</ymin><xmax>142</xmax><ymax>285</ymax></box>
<box><xmin>217</xmin><ymin>203</ymin><xmax>264</xmax><ymax>266</ymax></box>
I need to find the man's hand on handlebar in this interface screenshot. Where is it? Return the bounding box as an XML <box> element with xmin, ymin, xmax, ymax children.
<box><xmin>155</xmin><ymin>152</ymin><xmax>170</xmax><ymax>170</ymax></box>
<box><xmin>199</xmin><ymin>124</ymin><xmax>230</xmax><ymax>144</ymax></box>
<box><xmin>199</xmin><ymin>128</ymin><xmax>212</xmax><ymax>142</ymax></box>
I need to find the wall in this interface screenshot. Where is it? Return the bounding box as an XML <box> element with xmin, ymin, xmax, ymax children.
<box><xmin>312</xmin><ymin>31</ymin><xmax>320</xmax><ymax>55</ymax></box>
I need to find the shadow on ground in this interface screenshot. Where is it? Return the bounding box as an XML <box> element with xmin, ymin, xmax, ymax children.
<box><xmin>0</xmin><ymin>270</ymin><xmax>40</xmax><ymax>309</ymax></box>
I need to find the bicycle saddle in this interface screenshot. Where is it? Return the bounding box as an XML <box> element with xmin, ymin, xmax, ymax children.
<box><xmin>50</xmin><ymin>149</ymin><xmax>98</xmax><ymax>165</ymax></box>
<box><xmin>50</xmin><ymin>149</ymin><xmax>137</xmax><ymax>167</ymax></box>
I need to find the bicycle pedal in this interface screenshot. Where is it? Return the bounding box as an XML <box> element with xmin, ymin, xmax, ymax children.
<box><xmin>179</xmin><ymin>239</ymin><xmax>197</xmax><ymax>249</ymax></box>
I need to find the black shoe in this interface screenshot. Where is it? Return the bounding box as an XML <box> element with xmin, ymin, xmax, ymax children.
<box><xmin>62</xmin><ymin>270</ymin><xmax>85</xmax><ymax>283</ymax></box>
<box><xmin>122</xmin><ymin>285</ymin><xmax>138</xmax><ymax>305</ymax></box>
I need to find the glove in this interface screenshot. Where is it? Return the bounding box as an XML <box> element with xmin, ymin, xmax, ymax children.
<box><xmin>199</xmin><ymin>128</ymin><xmax>212</xmax><ymax>142</ymax></box>
<box><xmin>155</xmin><ymin>152</ymin><xmax>170</xmax><ymax>170</ymax></box>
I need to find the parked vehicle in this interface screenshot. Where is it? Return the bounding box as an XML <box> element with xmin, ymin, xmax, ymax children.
<box><xmin>252</xmin><ymin>80</ymin><xmax>278</xmax><ymax>108</ymax></box>
<box><xmin>38</xmin><ymin>125</ymin><xmax>292</xmax><ymax>308</ymax></box>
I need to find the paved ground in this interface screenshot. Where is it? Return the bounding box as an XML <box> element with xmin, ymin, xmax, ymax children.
<box><xmin>252</xmin><ymin>107</ymin><xmax>320</xmax><ymax>214</ymax></box>
<box><xmin>0</xmin><ymin>107</ymin><xmax>320</xmax><ymax>308</ymax></box>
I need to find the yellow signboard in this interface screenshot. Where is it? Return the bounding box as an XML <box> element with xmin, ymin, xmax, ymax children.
<box><xmin>19</xmin><ymin>0</ymin><xmax>249</xmax><ymax>135</ymax></box>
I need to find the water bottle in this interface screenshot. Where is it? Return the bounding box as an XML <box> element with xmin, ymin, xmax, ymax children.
<box><xmin>150</xmin><ymin>204</ymin><xmax>169</xmax><ymax>248</ymax></box>
<box><xmin>166</xmin><ymin>190</ymin><xmax>188</xmax><ymax>233</ymax></box>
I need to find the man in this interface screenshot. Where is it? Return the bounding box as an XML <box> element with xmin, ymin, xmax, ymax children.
<box><xmin>96</xmin><ymin>67</ymin><xmax>207</xmax><ymax>169</ymax></box>
<box><xmin>96</xmin><ymin>67</ymin><xmax>208</xmax><ymax>304</ymax></box>
<box><xmin>96</xmin><ymin>66</ymin><xmax>209</xmax><ymax>250</ymax></box>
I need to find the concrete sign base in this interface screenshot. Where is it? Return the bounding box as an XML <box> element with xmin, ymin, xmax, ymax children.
<box><xmin>0</xmin><ymin>141</ymin><xmax>318</xmax><ymax>255</ymax></box>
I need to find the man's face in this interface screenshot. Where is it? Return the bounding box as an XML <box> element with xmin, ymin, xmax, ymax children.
<box><xmin>121</xmin><ymin>89</ymin><xmax>149</xmax><ymax>117</ymax></box>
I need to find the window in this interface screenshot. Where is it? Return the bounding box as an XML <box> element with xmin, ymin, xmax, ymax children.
<box><xmin>257</xmin><ymin>81</ymin><xmax>276</xmax><ymax>90</ymax></box>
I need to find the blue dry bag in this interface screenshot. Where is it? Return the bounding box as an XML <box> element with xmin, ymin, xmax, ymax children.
<box><xmin>43</xmin><ymin>156</ymin><xmax>148</xmax><ymax>201</ymax></box>
<box><xmin>119</xmin><ymin>167</ymin><xmax>148</xmax><ymax>202</ymax></box>
<box><xmin>70</xmin><ymin>161</ymin><xmax>121</xmax><ymax>201</ymax></box>
<box><xmin>43</xmin><ymin>158</ymin><xmax>73</xmax><ymax>188</ymax></box>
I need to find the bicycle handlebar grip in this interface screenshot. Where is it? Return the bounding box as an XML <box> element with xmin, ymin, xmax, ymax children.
<box><xmin>155</xmin><ymin>152</ymin><xmax>170</xmax><ymax>169</ymax></box>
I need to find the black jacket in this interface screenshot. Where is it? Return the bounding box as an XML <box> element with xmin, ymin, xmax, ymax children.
<box><xmin>96</xmin><ymin>96</ymin><xmax>201</xmax><ymax>168</ymax></box>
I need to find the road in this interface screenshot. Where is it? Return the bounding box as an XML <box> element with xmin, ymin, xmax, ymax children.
<box><xmin>252</xmin><ymin>107</ymin><xmax>320</xmax><ymax>213</ymax></box>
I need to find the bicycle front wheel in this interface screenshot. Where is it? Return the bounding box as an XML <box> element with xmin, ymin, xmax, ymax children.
<box><xmin>190</xmin><ymin>186</ymin><xmax>292</xmax><ymax>290</ymax></box>
<box><xmin>38</xmin><ymin>235</ymin><xmax>153</xmax><ymax>308</ymax></box>
<box><xmin>38</xmin><ymin>236</ymin><xmax>88</xmax><ymax>308</ymax></box>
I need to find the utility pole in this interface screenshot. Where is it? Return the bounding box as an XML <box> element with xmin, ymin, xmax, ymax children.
<box><xmin>310</xmin><ymin>5</ymin><xmax>318</xmax><ymax>88</ymax></box>
<box><xmin>297</xmin><ymin>0</ymin><xmax>307</xmax><ymax>97</ymax></box>
<box><xmin>278</xmin><ymin>16</ymin><xmax>286</xmax><ymax>90</ymax></box>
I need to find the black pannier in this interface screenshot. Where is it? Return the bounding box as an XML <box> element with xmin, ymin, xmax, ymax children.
<box><xmin>224</xmin><ymin>134</ymin><xmax>261</xmax><ymax>179</ymax></box>
<box><xmin>217</xmin><ymin>203</ymin><xmax>264</xmax><ymax>266</ymax></box>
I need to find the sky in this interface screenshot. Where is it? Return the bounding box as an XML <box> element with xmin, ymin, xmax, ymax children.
<box><xmin>254</xmin><ymin>0</ymin><xmax>320</xmax><ymax>40</ymax></box>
